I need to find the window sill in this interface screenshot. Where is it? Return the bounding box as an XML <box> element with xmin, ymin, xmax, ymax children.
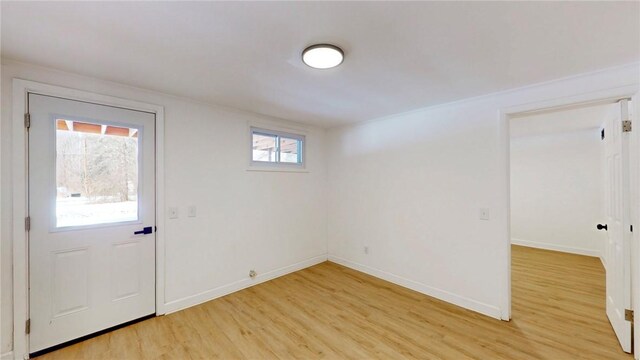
<box><xmin>246</xmin><ymin>166</ymin><xmax>309</xmax><ymax>173</ymax></box>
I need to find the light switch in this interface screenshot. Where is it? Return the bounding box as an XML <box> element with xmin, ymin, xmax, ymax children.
<box><xmin>188</xmin><ymin>205</ymin><xmax>197</xmax><ymax>218</ymax></box>
<box><xmin>169</xmin><ymin>207</ymin><xmax>178</xmax><ymax>219</ymax></box>
<box><xmin>479</xmin><ymin>208</ymin><xmax>490</xmax><ymax>221</ymax></box>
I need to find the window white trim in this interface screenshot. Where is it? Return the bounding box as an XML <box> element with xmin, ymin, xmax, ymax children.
<box><xmin>249</xmin><ymin>126</ymin><xmax>306</xmax><ymax>170</ymax></box>
<box><xmin>246</xmin><ymin>166</ymin><xmax>309</xmax><ymax>173</ymax></box>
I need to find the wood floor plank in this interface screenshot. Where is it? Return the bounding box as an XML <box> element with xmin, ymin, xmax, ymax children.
<box><xmin>36</xmin><ymin>245</ymin><xmax>631</xmax><ymax>359</ymax></box>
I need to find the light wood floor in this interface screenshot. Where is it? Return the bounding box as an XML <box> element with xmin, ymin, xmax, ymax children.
<box><xmin>37</xmin><ymin>245</ymin><xmax>631</xmax><ymax>359</ymax></box>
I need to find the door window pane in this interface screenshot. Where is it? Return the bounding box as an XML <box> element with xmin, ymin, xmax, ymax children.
<box><xmin>56</xmin><ymin>119</ymin><xmax>140</xmax><ymax>227</ymax></box>
<box><xmin>252</xmin><ymin>133</ymin><xmax>277</xmax><ymax>162</ymax></box>
<box><xmin>280</xmin><ymin>137</ymin><xmax>301</xmax><ymax>164</ymax></box>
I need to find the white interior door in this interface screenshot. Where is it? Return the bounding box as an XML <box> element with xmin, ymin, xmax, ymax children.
<box><xmin>28</xmin><ymin>94</ymin><xmax>156</xmax><ymax>353</ymax></box>
<box><xmin>603</xmin><ymin>99</ymin><xmax>632</xmax><ymax>353</ymax></box>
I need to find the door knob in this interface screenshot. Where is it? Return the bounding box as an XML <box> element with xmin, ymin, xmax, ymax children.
<box><xmin>134</xmin><ymin>226</ymin><xmax>153</xmax><ymax>235</ymax></box>
<box><xmin>597</xmin><ymin>224</ymin><xmax>608</xmax><ymax>231</ymax></box>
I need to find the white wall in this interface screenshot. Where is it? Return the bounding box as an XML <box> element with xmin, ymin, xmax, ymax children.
<box><xmin>510</xmin><ymin>129</ymin><xmax>606</xmax><ymax>257</ymax></box>
<box><xmin>2</xmin><ymin>58</ymin><xmax>639</xmax><ymax>355</ymax></box>
<box><xmin>0</xmin><ymin>60</ymin><xmax>328</xmax><ymax>355</ymax></box>
<box><xmin>327</xmin><ymin>63</ymin><xmax>639</xmax><ymax>319</ymax></box>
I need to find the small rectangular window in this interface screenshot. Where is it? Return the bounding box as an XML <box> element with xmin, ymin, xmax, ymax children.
<box><xmin>251</xmin><ymin>127</ymin><xmax>304</xmax><ymax>167</ymax></box>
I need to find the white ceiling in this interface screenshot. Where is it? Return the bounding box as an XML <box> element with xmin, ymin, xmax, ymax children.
<box><xmin>510</xmin><ymin>102</ymin><xmax>613</xmax><ymax>138</ymax></box>
<box><xmin>2</xmin><ymin>1</ymin><xmax>639</xmax><ymax>128</ymax></box>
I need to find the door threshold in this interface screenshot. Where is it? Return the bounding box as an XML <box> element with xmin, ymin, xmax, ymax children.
<box><xmin>29</xmin><ymin>314</ymin><xmax>155</xmax><ymax>358</ymax></box>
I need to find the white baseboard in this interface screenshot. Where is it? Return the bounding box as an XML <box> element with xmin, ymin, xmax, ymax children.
<box><xmin>327</xmin><ymin>255</ymin><xmax>502</xmax><ymax>320</ymax></box>
<box><xmin>1</xmin><ymin>351</ymin><xmax>13</xmax><ymax>360</ymax></box>
<box><xmin>164</xmin><ymin>254</ymin><xmax>328</xmax><ymax>314</ymax></box>
<box><xmin>511</xmin><ymin>238</ymin><xmax>600</xmax><ymax>258</ymax></box>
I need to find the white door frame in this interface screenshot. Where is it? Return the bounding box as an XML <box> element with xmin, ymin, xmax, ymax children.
<box><xmin>11</xmin><ymin>79</ymin><xmax>166</xmax><ymax>359</ymax></box>
<box><xmin>629</xmin><ymin>95</ymin><xmax>640</xmax><ymax>359</ymax></box>
<box><xmin>499</xmin><ymin>84</ymin><xmax>640</xmax><ymax>346</ymax></box>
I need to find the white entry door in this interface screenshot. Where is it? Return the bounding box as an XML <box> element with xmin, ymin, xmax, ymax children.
<box><xmin>603</xmin><ymin>99</ymin><xmax>632</xmax><ymax>353</ymax></box>
<box><xmin>28</xmin><ymin>94</ymin><xmax>156</xmax><ymax>353</ymax></box>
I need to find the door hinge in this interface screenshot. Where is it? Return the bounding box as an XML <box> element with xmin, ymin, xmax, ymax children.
<box><xmin>623</xmin><ymin>120</ymin><xmax>632</xmax><ymax>133</ymax></box>
<box><xmin>25</xmin><ymin>216</ymin><xmax>31</xmax><ymax>231</ymax></box>
<box><xmin>601</xmin><ymin>128</ymin><xmax>605</xmax><ymax>140</ymax></box>
<box><xmin>25</xmin><ymin>319</ymin><xmax>30</xmax><ymax>334</ymax></box>
<box><xmin>625</xmin><ymin>309</ymin><xmax>634</xmax><ymax>322</ymax></box>
<box><xmin>24</xmin><ymin>113</ymin><xmax>31</xmax><ymax>129</ymax></box>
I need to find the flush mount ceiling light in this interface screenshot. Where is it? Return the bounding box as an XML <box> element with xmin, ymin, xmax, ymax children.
<box><xmin>302</xmin><ymin>44</ymin><xmax>344</xmax><ymax>69</ymax></box>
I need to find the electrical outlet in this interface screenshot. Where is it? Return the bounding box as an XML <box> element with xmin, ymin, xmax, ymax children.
<box><xmin>168</xmin><ymin>207</ymin><xmax>179</xmax><ymax>219</ymax></box>
<box><xmin>364</xmin><ymin>246</ymin><xmax>369</xmax><ymax>254</ymax></box>
<box><xmin>479</xmin><ymin>208</ymin><xmax>490</xmax><ymax>221</ymax></box>
<box><xmin>249</xmin><ymin>270</ymin><xmax>257</xmax><ymax>279</ymax></box>
<box><xmin>188</xmin><ymin>205</ymin><xmax>197</xmax><ymax>217</ymax></box>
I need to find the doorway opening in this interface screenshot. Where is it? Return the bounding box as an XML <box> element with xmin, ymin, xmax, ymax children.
<box><xmin>507</xmin><ymin>99</ymin><xmax>634</xmax><ymax>357</ymax></box>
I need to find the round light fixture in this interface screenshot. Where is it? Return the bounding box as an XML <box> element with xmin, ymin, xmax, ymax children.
<box><xmin>302</xmin><ymin>44</ymin><xmax>344</xmax><ymax>69</ymax></box>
